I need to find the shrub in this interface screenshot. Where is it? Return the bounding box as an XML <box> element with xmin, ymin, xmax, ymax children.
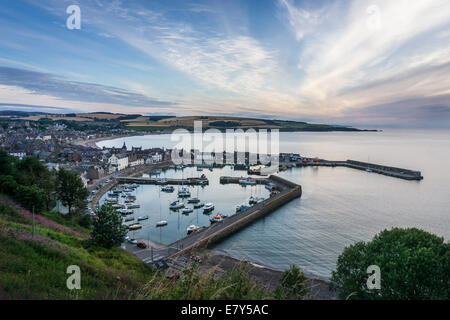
<box><xmin>330</xmin><ymin>228</ymin><xmax>450</xmax><ymax>300</ymax></box>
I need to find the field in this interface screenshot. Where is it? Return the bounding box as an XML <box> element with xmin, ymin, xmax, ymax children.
<box><xmin>14</xmin><ymin>111</ymin><xmax>369</xmax><ymax>132</ymax></box>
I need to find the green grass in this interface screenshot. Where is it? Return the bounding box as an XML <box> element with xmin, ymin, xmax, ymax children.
<box><xmin>0</xmin><ymin>197</ymin><xmax>297</xmax><ymax>300</ymax></box>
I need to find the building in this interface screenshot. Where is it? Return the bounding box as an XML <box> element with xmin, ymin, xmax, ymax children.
<box><xmin>87</xmin><ymin>166</ymin><xmax>105</xmax><ymax>180</ymax></box>
<box><xmin>108</xmin><ymin>153</ymin><xmax>128</xmax><ymax>172</ymax></box>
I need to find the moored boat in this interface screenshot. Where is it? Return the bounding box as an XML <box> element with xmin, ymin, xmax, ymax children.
<box><xmin>187</xmin><ymin>225</ymin><xmax>201</xmax><ymax>234</ymax></box>
<box><xmin>210</xmin><ymin>214</ymin><xmax>226</xmax><ymax>223</ymax></box>
<box><xmin>187</xmin><ymin>197</ymin><xmax>200</xmax><ymax>203</ymax></box>
<box><xmin>193</xmin><ymin>202</ymin><xmax>204</xmax><ymax>209</ymax></box>
<box><xmin>178</xmin><ymin>187</ymin><xmax>191</xmax><ymax>197</ymax></box>
<box><xmin>128</xmin><ymin>224</ymin><xmax>142</xmax><ymax>230</ymax></box>
<box><xmin>169</xmin><ymin>200</ymin><xmax>184</xmax><ymax>210</ymax></box>
<box><xmin>156</xmin><ymin>220</ymin><xmax>168</xmax><ymax>227</ymax></box>
<box><xmin>137</xmin><ymin>215</ymin><xmax>149</xmax><ymax>221</ymax></box>
<box><xmin>182</xmin><ymin>207</ymin><xmax>193</xmax><ymax>214</ymax></box>
<box><xmin>161</xmin><ymin>185</ymin><xmax>174</xmax><ymax>192</ymax></box>
<box><xmin>203</xmin><ymin>203</ymin><xmax>214</xmax><ymax>213</ymax></box>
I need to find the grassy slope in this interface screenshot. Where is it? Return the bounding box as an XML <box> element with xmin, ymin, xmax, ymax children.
<box><xmin>0</xmin><ymin>196</ymin><xmax>273</xmax><ymax>300</ymax></box>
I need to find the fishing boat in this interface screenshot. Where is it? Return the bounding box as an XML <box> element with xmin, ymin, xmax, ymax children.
<box><xmin>187</xmin><ymin>225</ymin><xmax>200</xmax><ymax>234</ymax></box>
<box><xmin>137</xmin><ymin>215</ymin><xmax>149</xmax><ymax>221</ymax></box>
<box><xmin>169</xmin><ymin>200</ymin><xmax>184</xmax><ymax>210</ymax></box>
<box><xmin>210</xmin><ymin>214</ymin><xmax>226</xmax><ymax>223</ymax></box>
<box><xmin>203</xmin><ymin>203</ymin><xmax>214</xmax><ymax>213</ymax></box>
<box><xmin>156</xmin><ymin>220</ymin><xmax>168</xmax><ymax>227</ymax></box>
<box><xmin>193</xmin><ymin>202</ymin><xmax>204</xmax><ymax>209</ymax></box>
<box><xmin>161</xmin><ymin>185</ymin><xmax>174</xmax><ymax>192</ymax></box>
<box><xmin>182</xmin><ymin>207</ymin><xmax>193</xmax><ymax>214</ymax></box>
<box><xmin>178</xmin><ymin>187</ymin><xmax>191</xmax><ymax>197</ymax></box>
<box><xmin>128</xmin><ymin>224</ymin><xmax>142</xmax><ymax>230</ymax></box>
<box><xmin>187</xmin><ymin>197</ymin><xmax>200</xmax><ymax>203</ymax></box>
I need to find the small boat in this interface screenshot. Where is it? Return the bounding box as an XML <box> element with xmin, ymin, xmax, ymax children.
<box><xmin>156</xmin><ymin>220</ymin><xmax>168</xmax><ymax>227</ymax></box>
<box><xmin>169</xmin><ymin>200</ymin><xmax>184</xmax><ymax>210</ymax></box>
<box><xmin>107</xmin><ymin>192</ymin><xmax>119</xmax><ymax>198</ymax></box>
<box><xmin>161</xmin><ymin>185</ymin><xmax>174</xmax><ymax>192</ymax></box>
<box><xmin>236</xmin><ymin>204</ymin><xmax>249</xmax><ymax>212</ymax></box>
<box><xmin>118</xmin><ymin>208</ymin><xmax>134</xmax><ymax>215</ymax></box>
<box><xmin>203</xmin><ymin>203</ymin><xmax>214</xmax><ymax>213</ymax></box>
<box><xmin>124</xmin><ymin>216</ymin><xmax>134</xmax><ymax>222</ymax></box>
<box><xmin>182</xmin><ymin>207</ymin><xmax>193</xmax><ymax>214</ymax></box>
<box><xmin>187</xmin><ymin>225</ymin><xmax>201</xmax><ymax>234</ymax></box>
<box><xmin>208</xmin><ymin>167</ymin><xmax>213</xmax><ymax>172</ymax></box>
<box><xmin>239</xmin><ymin>178</ymin><xmax>257</xmax><ymax>185</ymax></box>
<box><xmin>178</xmin><ymin>187</ymin><xmax>191</xmax><ymax>197</ymax></box>
<box><xmin>128</xmin><ymin>224</ymin><xmax>142</xmax><ymax>230</ymax></box>
<box><xmin>112</xmin><ymin>203</ymin><xmax>125</xmax><ymax>209</ymax></box>
<box><xmin>127</xmin><ymin>204</ymin><xmax>140</xmax><ymax>209</ymax></box>
<box><xmin>106</xmin><ymin>197</ymin><xmax>118</xmax><ymax>204</ymax></box>
<box><xmin>187</xmin><ymin>197</ymin><xmax>200</xmax><ymax>203</ymax></box>
<box><xmin>210</xmin><ymin>214</ymin><xmax>226</xmax><ymax>223</ymax></box>
<box><xmin>137</xmin><ymin>215</ymin><xmax>149</xmax><ymax>221</ymax></box>
<box><xmin>193</xmin><ymin>202</ymin><xmax>204</xmax><ymax>209</ymax></box>
<box><xmin>156</xmin><ymin>178</ymin><xmax>168</xmax><ymax>185</ymax></box>
<box><xmin>265</xmin><ymin>183</ymin><xmax>275</xmax><ymax>191</ymax></box>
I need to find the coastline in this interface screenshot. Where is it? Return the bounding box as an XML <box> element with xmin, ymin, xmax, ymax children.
<box><xmin>168</xmin><ymin>249</ymin><xmax>338</xmax><ymax>300</ymax></box>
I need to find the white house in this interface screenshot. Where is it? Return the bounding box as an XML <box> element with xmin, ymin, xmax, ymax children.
<box><xmin>145</xmin><ymin>153</ymin><xmax>162</xmax><ymax>164</ymax></box>
<box><xmin>108</xmin><ymin>153</ymin><xmax>128</xmax><ymax>172</ymax></box>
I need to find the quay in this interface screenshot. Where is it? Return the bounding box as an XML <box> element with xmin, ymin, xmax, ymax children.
<box><xmin>282</xmin><ymin>158</ymin><xmax>423</xmax><ymax>181</ymax></box>
<box><xmin>116</xmin><ymin>176</ymin><xmax>209</xmax><ymax>185</ymax></box>
<box><xmin>124</xmin><ymin>175</ymin><xmax>302</xmax><ymax>263</ymax></box>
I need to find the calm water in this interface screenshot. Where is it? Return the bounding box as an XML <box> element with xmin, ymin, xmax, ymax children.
<box><xmin>98</xmin><ymin>129</ymin><xmax>450</xmax><ymax>280</ymax></box>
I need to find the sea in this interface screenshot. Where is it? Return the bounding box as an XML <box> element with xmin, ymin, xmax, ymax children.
<box><xmin>97</xmin><ymin>129</ymin><xmax>450</xmax><ymax>280</ymax></box>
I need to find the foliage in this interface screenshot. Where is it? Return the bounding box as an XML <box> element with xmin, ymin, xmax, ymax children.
<box><xmin>14</xmin><ymin>185</ymin><xmax>47</xmax><ymax>213</ymax></box>
<box><xmin>91</xmin><ymin>204</ymin><xmax>128</xmax><ymax>249</ymax></box>
<box><xmin>274</xmin><ymin>265</ymin><xmax>308</xmax><ymax>299</ymax></box>
<box><xmin>56</xmin><ymin>168</ymin><xmax>89</xmax><ymax>215</ymax></box>
<box><xmin>330</xmin><ymin>228</ymin><xmax>450</xmax><ymax>300</ymax></box>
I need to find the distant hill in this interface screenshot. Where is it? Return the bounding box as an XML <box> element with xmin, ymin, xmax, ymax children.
<box><xmin>12</xmin><ymin>111</ymin><xmax>376</xmax><ymax>132</ymax></box>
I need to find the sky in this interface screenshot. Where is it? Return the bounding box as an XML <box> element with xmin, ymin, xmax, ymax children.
<box><xmin>0</xmin><ymin>0</ymin><xmax>450</xmax><ymax>128</ymax></box>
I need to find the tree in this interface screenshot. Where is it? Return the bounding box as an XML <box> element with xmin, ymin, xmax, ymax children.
<box><xmin>330</xmin><ymin>228</ymin><xmax>449</xmax><ymax>300</ymax></box>
<box><xmin>91</xmin><ymin>204</ymin><xmax>128</xmax><ymax>248</ymax></box>
<box><xmin>274</xmin><ymin>265</ymin><xmax>308</xmax><ymax>299</ymax></box>
<box><xmin>56</xmin><ymin>168</ymin><xmax>89</xmax><ymax>215</ymax></box>
<box><xmin>14</xmin><ymin>184</ymin><xmax>46</xmax><ymax>212</ymax></box>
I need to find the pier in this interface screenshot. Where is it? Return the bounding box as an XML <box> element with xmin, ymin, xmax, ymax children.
<box><xmin>282</xmin><ymin>158</ymin><xmax>423</xmax><ymax>181</ymax></box>
<box><xmin>124</xmin><ymin>175</ymin><xmax>302</xmax><ymax>263</ymax></box>
<box><xmin>116</xmin><ymin>176</ymin><xmax>209</xmax><ymax>185</ymax></box>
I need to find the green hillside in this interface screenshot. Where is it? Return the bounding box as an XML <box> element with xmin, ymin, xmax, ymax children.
<box><xmin>0</xmin><ymin>196</ymin><xmax>306</xmax><ymax>299</ymax></box>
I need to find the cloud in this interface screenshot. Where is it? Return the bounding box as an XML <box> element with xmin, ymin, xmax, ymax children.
<box><xmin>0</xmin><ymin>66</ymin><xmax>176</xmax><ymax>108</ymax></box>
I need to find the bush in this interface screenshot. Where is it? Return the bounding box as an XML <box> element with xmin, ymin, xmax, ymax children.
<box><xmin>274</xmin><ymin>265</ymin><xmax>308</xmax><ymax>299</ymax></box>
<box><xmin>14</xmin><ymin>185</ymin><xmax>46</xmax><ymax>213</ymax></box>
<box><xmin>330</xmin><ymin>228</ymin><xmax>450</xmax><ymax>300</ymax></box>
<box><xmin>78</xmin><ymin>214</ymin><xmax>93</xmax><ymax>229</ymax></box>
<box><xmin>91</xmin><ymin>204</ymin><xmax>128</xmax><ymax>248</ymax></box>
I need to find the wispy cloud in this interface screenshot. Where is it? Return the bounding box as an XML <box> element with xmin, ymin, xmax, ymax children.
<box><xmin>0</xmin><ymin>66</ymin><xmax>175</xmax><ymax>107</ymax></box>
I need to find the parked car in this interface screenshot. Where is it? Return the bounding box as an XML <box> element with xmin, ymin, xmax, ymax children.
<box><xmin>137</xmin><ymin>242</ymin><xmax>147</xmax><ymax>249</ymax></box>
